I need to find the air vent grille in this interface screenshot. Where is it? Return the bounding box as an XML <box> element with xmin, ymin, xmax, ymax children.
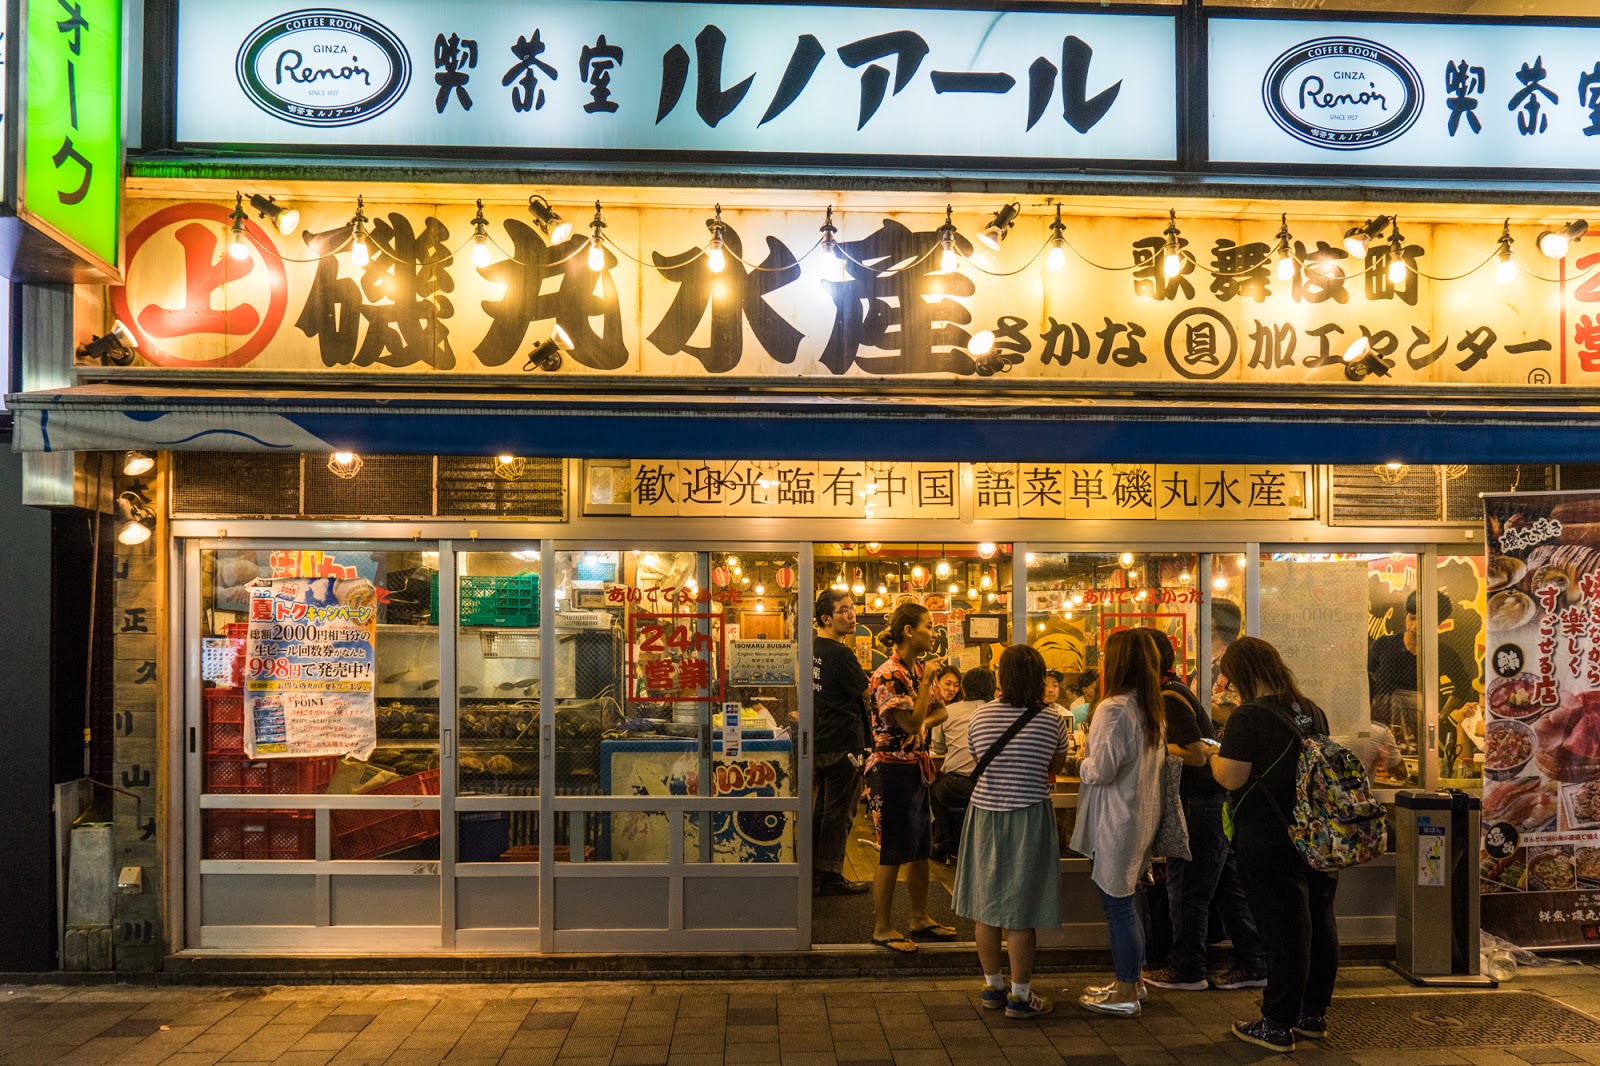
<box><xmin>171</xmin><ymin>453</ymin><xmax>300</xmax><ymax>516</ymax></box>
<box><xmin>438</xmin><ymin>457</ymin><xmax>564</xmax><ymax>518</ymax></box>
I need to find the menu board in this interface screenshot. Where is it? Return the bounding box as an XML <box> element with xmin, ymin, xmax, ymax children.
<box><xmin>1481</xmin><ymin>491</ymin><xmax>1600</xmax><ymax>948</ymax></box>
<box><xmin>244</xmin><ymin>580</ymin><xmax>378</xmax><ymax>760</ymax></box>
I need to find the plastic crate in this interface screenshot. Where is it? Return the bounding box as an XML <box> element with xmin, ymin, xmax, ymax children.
<box><xmin>205</xmin><ymin>720</ymin><xmax>245</xmax><ymax>754</ymax></box>
<box><xmin>224</xmin><ymin>622</ymin><xmax>250</xmax><ymax>641</ymax></box>
<box><xmin>204</xmin><ymin>688</ymin><xmax>243</xmax><ymax>723</ymax></box>
<box><xmin>429</xmin><ymin>573</ymin><xmax>539</xmax><ymax>627</ymax></box>
<box><xmin>205</xmin><ymin>809</ymin><xmax>315</xmax><ymax>860</ymax></box>
<box><xmin>331</xmin><ymin>769</ymin><xmax>441</xmax><ymax>860</ymax></box>
<box><xmin>205</xmin><ymin>754</ymin><xmax>336</xmax><ymax>795</ymax></box>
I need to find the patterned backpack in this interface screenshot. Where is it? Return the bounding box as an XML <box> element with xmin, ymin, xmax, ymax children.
<box><xmin>1267</xmin><ymin>703</ymin><xmax>1388</xmax><ymax>871</ymax></box>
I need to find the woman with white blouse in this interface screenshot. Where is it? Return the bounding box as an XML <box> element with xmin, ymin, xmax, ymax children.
<box><xmin>1071</xmin><ymin>628</ymin><xmax>1167</xmax><ymax>1017</ymax></box>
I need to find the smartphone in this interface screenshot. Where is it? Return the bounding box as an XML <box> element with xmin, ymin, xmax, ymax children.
<box><xmin>1201</xmin><ymin>737</ymin><xmax>1222</xmax><ymax>750</ymax></box>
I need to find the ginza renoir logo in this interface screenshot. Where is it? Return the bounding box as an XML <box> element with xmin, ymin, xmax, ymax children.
<box><xmin>1261</xmin><ymin>36</ymin><xmax>1423</xmax><ymax>151</ymax></box>
<box><xmin>236</xmin><ymin>9</ymin><xmax>410</xmax><ymax>127</ymax></box>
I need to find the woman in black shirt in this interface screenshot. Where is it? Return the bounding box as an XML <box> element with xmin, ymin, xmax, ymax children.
<box><xmin>1207</xmin><ymin>637</ymin><xmax>1335</xmax><ymax>1055</ymax></box>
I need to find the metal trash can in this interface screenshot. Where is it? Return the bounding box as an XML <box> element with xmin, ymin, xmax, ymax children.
<box><xmin>1391</xmin><ymin>789</ymin><xmax>1495</xmax><ymax>986</ymax></box>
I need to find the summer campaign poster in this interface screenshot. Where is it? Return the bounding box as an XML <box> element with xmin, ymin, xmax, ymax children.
<box><xmin>1482</xmin><ymin>490</ymin><xmax>1600</xmax><ymax>948</ymax></box>
<box><xmin>244</xmin><ymin>579</ymin><xmax>378</xmax><ymax>760</ymax></box>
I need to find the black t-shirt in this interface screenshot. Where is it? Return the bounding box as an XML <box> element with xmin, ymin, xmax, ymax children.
<box><xmin>1162</xmin><ymin>680</ymin><xmax>1224</xmax><ymax>799</ymax></box>
<box><xmin>1368</xmin><ymin>634</ymin><xmax>1474</xmax><ymax>706</ymax></box>
<box><xmin>1218</xmin><ymin>694</ymin><xmax>1329</xmax><ymax>848</ymax></box>
<box><xmin>813</xmin><ymin>636</ymin><xmax>869</xmax><ymax>755</ymax></box>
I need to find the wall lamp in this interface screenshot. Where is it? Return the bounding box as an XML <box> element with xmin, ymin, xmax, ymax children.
<box><xmin>1341</xmin><ymin>335</ymin><xmax>1391</xmax><ymax>380</ymax></box>
<box><xmin>115</xmin><ymin>490</ymin><xmax>156</xmax><ymax>546</ymax></box>
<box><xmin>327</xmin><ymin>451</ymin><xmax>364</xmax><ymax>479</ymax></box>
<box><xmin>1343</xmin><ymin>215</ymin><xmax>1392</xmax><ymax>258</ymax></box>
<box><xmin>528</xmin><ymin>196</ymin><xmax>572</xmax><ymax>244</ymax></box>
<box><xmin>1538</xmin><ymin>219</ymin><xmax>1588</xmax><ymax>259</ymax></box>
<box><xmin>77</xmin><ymin>320</ymin><xmax>139</xmax><ymax>365</ymax></box>
<box><xmin>248</xmin><ymin>193</ymin><xmax>300</xmax><ymax>236</ymax></box>
<box><xmin>977</xmin><ymin>202</ymin><xmax>1021</xmax><ymax>250</ymax></box>
<box><xmin>523</xmin><ymin>324</ymin><xmax>574</xmax><ymax>372</ymax></box>
<box><xmin>123</xmin><ymin>451</ymin><xmax>155</xmax><ymax>477</ymax></box>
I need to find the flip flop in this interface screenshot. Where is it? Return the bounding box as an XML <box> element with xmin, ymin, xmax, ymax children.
<box><xmin>871</xmin><ymin>935</ymin><xmax>919</xmax><ymax>954</ymax></box>
<box><xmin>908</xmin><ymin>923</ymin><xmax>958</xmax><ymax>941</ymax></box>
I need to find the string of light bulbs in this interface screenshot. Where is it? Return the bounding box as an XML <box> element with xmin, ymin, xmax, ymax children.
<box><xmin>224</xmin><ymin>191</ymin><xmax>1600</xmax><ymax>290</ymax></box>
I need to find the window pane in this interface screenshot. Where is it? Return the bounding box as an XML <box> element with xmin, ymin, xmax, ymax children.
<box><xmin>456</xmin><ymin>550</ymin><xmax>541</xmax><ymax>798</ymax></box>
<box><xmin>1440</xmin><ymin>555</ymin><xmax>1487</xmax><ymax>788</ymax></box>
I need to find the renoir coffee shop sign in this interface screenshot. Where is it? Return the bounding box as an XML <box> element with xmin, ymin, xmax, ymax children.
<box><xmin>1212</xmin><ymin>17</ymin><xmax>1600</xmax><ymax>171</ymax></box>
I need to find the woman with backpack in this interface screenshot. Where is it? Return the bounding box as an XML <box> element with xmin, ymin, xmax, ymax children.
<box><xmin>1071</xmin><ymin>629</ymin><xmax>1167</xmax><ymax>1018</ymax></box>
<box><xmin>1208</xmin><ymin>636</ymin><xmax>1337</xmax><ymax>1054</ymax></box>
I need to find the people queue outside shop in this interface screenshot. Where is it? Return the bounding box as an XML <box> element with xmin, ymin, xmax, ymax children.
<box><xmin>814</xmin><ymin>592</ymin><xmax>1353</xmax><ymax>1053</ymax></box>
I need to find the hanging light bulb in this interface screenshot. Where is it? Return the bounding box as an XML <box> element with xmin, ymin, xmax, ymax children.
<box><xmin>755</xmin><ymin>583</ymin><xmax>765</xmax><ymax>595</ymax></box>
<box><xmin>980</xmin><ymin>572</ymin><xmax>992</xmax><ymax>590</ymax></box>
<box><xmin>755</xmin><ymin>600</ymin><xmax>765</xmax><ymax>613</ymax></box>
<box><xmin>1119</xmin><ymin>551</ymin><xmax>1134</xmax><ymax>567</ymax></box>
<box><xmin>1025</xmin><ymin>553</ymin><xmax>1036</xmax><ymax>565</ymax></box>
<box><xmin>1037</xmin><ymin>622</ymin><xmax>1047</xmax><ymax>633</ymax></box>
<box><xmin>911</xmin><ymin>565</ymin><xmax>925</xmax><ymax>581</ymax></box>
<box><xmin>873</xmin><ymin>595</ymin><xmax>884</xmax><ymax>609</ymax></box>
<box><xmin>348</xmin><ymin>196</ymin><xmax>370</xmax><ymax>268</ymax></box>
<box><xmin>947</xmin><ymin>582</ymin><xmax>959</xmax><ymax>594</ymax></box>
<box><xmin>851</xmin><ymin>582</ymin><xmax>865</xmax><ymax>596</ymax></box>
<box><xmin>937</xmin><ymin>204</ymin><xmax>960</xmax><ymax>273</ymax></box>
<box><xmin>935</xmin><ymin>559</ymin><xmax>951</xmax><ymax>578</ymax></box>
<box><xmin>877</xmin><ymin>584</ymin><xmax>888</xmax><ymax>595</ymax></box>
<box><xmin>1071</xmin><ymin>591</ymin><xmax>1084</xmax><ymax>605</ymax></box>
<box><xmin>1273</xmin><ymin>213</ymin><xmax>1295</xmax><ymax>282</ymax></box>
<box><xmin>967</xmin><ymin>586</ymin><xmax>979</xmax><ymax>599</ymax></box>
<box><xmin>1046</xmin><ymin>204</ymin><xmax>1067</xmax><ymax>271</ymax></box>
<box><xmin>327</xmin><ymin>451</ymin><xmax>363</xmax><ymax>479</ymax></box>
<box><xmin>1496</xmin><ymin>220</ymin><xmax>1518</xmax><ymax>284</ymax></box>
<box><xmin>976</xmin><ymin>542</ymin><xmax>997</xmax><ymax>559</ymax></box>
<box><xmin>816</xmin><ymin>205</ymin><xmax>850</xmax><ymax>284</ymax></box>
<box><xmin>1213</xmin><ymin>575</ymin><xmax>1230</xmax><ymax>591</ymax></box>
<box><xmin>470</xmin><ymin>199</ymin><xmax>492</xmax><ymax>269</ymax></box>
<box><xmin>706</xmin><ymin>203</ymin><xmax>727</xmax><ymax>273</ymax></box>
<box><xmin>1385</xmin><ymin>220</ymin><xmax>1409</xmax><ymax>285</ymax></box>
<box><xmin>587</xmin><ymin>201</ymin><xmax>607</xmax><ymax>272</ymax></box>
<box><xmin>1179</xmin><ymin>570</ymin><xmax>1192</xmax><ymax>584</ymax></box>
<box><xmin>1161</xmin><ymin>209</ymin><xmax>1183</xmax><ymax>279</ymax></box>
<box><xmin>227</xmin><ymin>192</ymin><xmax>251</xmax><ymax>261</ymax></box>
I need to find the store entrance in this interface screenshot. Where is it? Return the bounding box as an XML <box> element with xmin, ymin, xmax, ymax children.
<box><xmin>184</xmin><ymin>539</ymin><xmax>812</xmax><ymax>954</ymax></box>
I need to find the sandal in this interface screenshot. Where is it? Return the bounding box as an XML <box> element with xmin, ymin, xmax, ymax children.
<box><xmin>908</xmin><ymin>923</ymin><xmax>958</xmax><ymax>941</ymax></box>
<box><xmin>871</xmin><ymin>935</ymin><xmax>919</xmax><ymax>954</ymax></box>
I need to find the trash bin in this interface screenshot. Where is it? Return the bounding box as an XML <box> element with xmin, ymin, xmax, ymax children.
<box><xmin>1391</xmin><ymin>789</ymin><xmax>1496</xmax><ymax>986</ymax></box>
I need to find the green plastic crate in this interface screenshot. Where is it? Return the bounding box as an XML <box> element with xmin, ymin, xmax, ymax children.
<box><xmin>429</xmin><ymin>573</ymin><xmax>540</xmax><ymax>627</ymax></box>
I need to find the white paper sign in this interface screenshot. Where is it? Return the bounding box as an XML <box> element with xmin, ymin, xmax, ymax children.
<box><xmin>1211</xmin><ymin>17</ymin><xmax>1600</xmax><ymax>170</ymax></box>
<box><xmin>175</xmin><ymin>1</ymin><xmax>1177</xmax><ymax>163</ymax></box>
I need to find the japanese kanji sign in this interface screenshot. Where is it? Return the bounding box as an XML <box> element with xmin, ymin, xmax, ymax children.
<box><xmin>21</xmin><ymin>0</ymin><xmax>120</xmax><ymax>271</ymax></box>
<box><xmin>112</xmin><ymin>196</ymin><xmax>1584</xmax><ymax>386</ymax></box>
<box><xmin>1213</xmin><ymin>17</ymin><xmax>1600</xmax><ymax>170</ymax></box>
<box><xmin>174</xmin><ymin>1</ymin><xmax>1177</xmax><ymax>163</ymax></box>
<box><xmin>629</xmin><ymin>461</ymin><xmax>960</xmax><ymax>520</ymax></box>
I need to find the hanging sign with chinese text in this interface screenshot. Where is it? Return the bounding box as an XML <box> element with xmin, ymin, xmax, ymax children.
<box><xmin>111</xmin><ymin>197</ymin><xmax>1580</xmax><ymax>385</ymax></box>
<box><xmin>628</xmin><ymin>461</ymin><xmax>960</xmax><ymax>519</ymax></box>
<box><xmin>20</xmin><ymin>0</ymin><xmax>121</xmax><ymax>272</ymax></box>
<box><xmin>1480</xmin><ymin>490</ymin><xmax>1600</xmax><ymax>948</ymax></box>
<box><xmin>175</xmin><ymin>1</ymin><xmax>1175</xmax><ymax>164</ymax></box>
<box><xmin>1212</xmin><ymin>17</ymin><xmax>1600</xmax><ymax>172</ymax></box>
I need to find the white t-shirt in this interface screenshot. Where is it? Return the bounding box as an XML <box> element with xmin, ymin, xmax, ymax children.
<box><xmin>938</xmin><ymin>699</ymin><xmax>984</xmax><ymax>775</ymax></box>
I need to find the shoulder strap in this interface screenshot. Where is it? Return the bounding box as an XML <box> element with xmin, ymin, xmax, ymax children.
<box><xmin>969</xmin><ymin>705</ymin><xmax>1049</xmax><ymax>784</ymax></box>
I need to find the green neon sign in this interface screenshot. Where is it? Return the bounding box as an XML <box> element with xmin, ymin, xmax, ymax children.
<box><xmin>23</xmin><ymin>0</ymin><xmax>121</xmax><ymax>271</ymax></box>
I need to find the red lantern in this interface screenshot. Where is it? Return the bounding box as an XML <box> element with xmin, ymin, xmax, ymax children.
<box><xmin>711</xmin><ymin>566</ymin><xmax>731</xmax><ymax>588</ymax></box>
<box><xmin>776</xmin><ymin>565</ymin><xmax>795</xmax><ymax>589</ymax></box>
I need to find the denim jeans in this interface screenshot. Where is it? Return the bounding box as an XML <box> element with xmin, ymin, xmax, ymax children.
<box><xmin>1165</xmin><ymin>793</ymin><xmax>1267</xmax><ymax>979</ymax></box>
<box><xmin>1098</xmin><ymin>888</ymin><xmax>1145</xmax><ymax>983</ymax></box>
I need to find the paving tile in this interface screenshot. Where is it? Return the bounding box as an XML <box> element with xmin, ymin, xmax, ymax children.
<box><xmin>1512</xmin><ymin>1053</ymin><xmax>1584</xmax><ymax>1065</ymax></box>
<box><xmin>669</xmin><ymin>1032</ymin><xmax>725</xmax><ymax>1054</ymax></box>
<box><xmin>524</xmin><ymin>1012</ymin><xmax>580</xmax><ymax>1031</ymax></box>
<box><xmin>564</xmin><ymin>1036</ymin><xmax>624</xmax><ymax>1057</ymax></box>
<box><xmin>610</xmin><ymin>1046</ymin><xmax>671</xmax><ymax>1066</ymax></box>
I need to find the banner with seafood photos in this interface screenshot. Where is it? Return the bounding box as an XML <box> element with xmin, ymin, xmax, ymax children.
<box><xmin>1480</xmin><ymin>490</ymin><xmax>1600</xmax><ymax>948</ymax></box>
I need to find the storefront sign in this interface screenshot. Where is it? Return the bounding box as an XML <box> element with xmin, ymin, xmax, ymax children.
<box><xmin>604</xmin><ymin>740</ymin><xmax>793</xmax><ymax>861</ymax></box>
<box><xmin>112</xmin><ymin>197</ymin><xmax>1576</xmax><ymax>385</ymax></box>
<box><xmin>973</xmin><ymin>464</ymin><xmax>1308</xmax><ymax>520</ymax></box>
<box><xmin>626</xmin><ymin>612</ymin><xmax>723</xmax><ymax>704</ymax></box>
<box><xmin>1480</xmin><ymin>490</ymin><xmax>1600</xmax><ymax>948</ymax></box>
<box><xmin>175</xmin><ymin>1</ymin><xmax>1176</xmax><ymax>164</ymax></box>
<box><xmin>628</xmin><ymin>461</ymin><xmax>959</xmax><ymax>519</ymax></box>
<box><xmin>729</xmin><ymin>641</ymin><xmax>798</xmax><ymax>688</ymax></box>
<box><xmin>21</xmin><ymin>0</ymin><xmax>121</xmax><ymax>271</ymax></box>
<box><xmin>244</xmin><ymin>580</ymin><xmax>378</xmax><ymax>759</ymax></box>
<box><xmin>1213</xmin><ymin>17</ymin><xmax>1600</xmax><ymax>171</ymax></box>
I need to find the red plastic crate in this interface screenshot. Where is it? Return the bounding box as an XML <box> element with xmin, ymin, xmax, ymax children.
<box><xmin>205</xmin><ymin>720</ymin><xmax>244</xmax><ymax>754</ymax></box>
<box><xmin>205</xmin><ymin>809</ymin><xmax>315</xmax><ymax>860</ymax></box>
<box><xmin>205</xmin><ymin>754</ymin><xmax>336</xmax><ymax>795</ymax></box>
<box><xmin>224</xmin><ymin>622</ymin><xmax>250</xmax><ymax>641</ymax></box>
<box><xmin>203</xmin><ymin>688</ymin><xmax>243</xmax><ymax>724</ymax></box>
<box><xmin>332</xmin><ymin>770</ymin><xmax>441</xmax><ymax>860</ymax></box>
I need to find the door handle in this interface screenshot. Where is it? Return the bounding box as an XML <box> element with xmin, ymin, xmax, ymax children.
<box><xmin>443</xmin><ymin>727</ymin><xmax>454</xmax><ymax>759</ymax></box>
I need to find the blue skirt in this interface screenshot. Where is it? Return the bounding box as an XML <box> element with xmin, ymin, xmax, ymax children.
<box><xmin>952</xmin><ymin>800</ymin><xmax>1062</xmax><ymax>930</ymax></box>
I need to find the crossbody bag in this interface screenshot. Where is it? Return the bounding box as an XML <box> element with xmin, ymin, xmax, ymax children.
<box><xmin>967</xmin><ymin>704</ymin><xmax>1050</xmax><ymax>786</ymax></box>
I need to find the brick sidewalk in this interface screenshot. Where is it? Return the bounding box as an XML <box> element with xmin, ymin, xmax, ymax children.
<box><xmin>3</xmin><ymin>965</ymin><xmax>1600</xmax><ymax>1066</ymax></box>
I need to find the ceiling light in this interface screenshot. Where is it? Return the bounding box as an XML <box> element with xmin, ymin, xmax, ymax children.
<box><xmin>327</xmin><ymin>452</ymin><xmax>363</xmax><ymax>479</ymax></box>
<box><xmin>976</xmin><ymin>542</ymin><xmax>997</xmax><ymax>559</ymax></box>
<box><xmin>227</xmin><ymin>193</ymin><xmax>251</xmax><ymax>261</ymax></box>
<box><xmin>852</xmin><ymin>582</ymin><xmax>865</xmax><ymax>596</ymax></box>
<box><xmin>1047</xmin><ymin>205</ymin><xmax>1067</xmax><ymax>271</ymax></box>
<box><xmin>1496</xmin><ymin>220</ymin><xmax>1517</xmax><ymax>284</ymax></box>
<box><xmin>1537</xmin><ymin>219</ymin><xmax>1587</xmax><ymax>259</ymax></box>
<box><xmin>968</xmin><ymin>586</ymin><xmax>978</xmax><ymax>599</ymax></box>
<box><xmin>937</xmin><ymin>204</ymin><xmax>960</xmax><ymax>273</ymax></box>
<box><xmin>706</xmin><ymin>204</ymin><xmax>727</xmax><ymax>273</ymax></box>
<box><xmin>977</xmin><ymin>201</ymin><xmax>1021</xmax><ymax>251</ymax></box>
<box><xmin>947</xmin><ymin>582</ymin><xmax>959</xmax><ymax>594</ymax></box>
<box><xmin>1162</xmin><ymin>209</ymin><xmax>1183</xmax><ymax>278</ymax></box>
<box><xmin>935</xmin><ymin>559</ymin><xmax>951</xmax><ymax>578</ymax></box>
<box><xmin>523</xmin><ymin>324</ymin><xmax>574</xmax><ymax>372</ymax></box>
<box><xmin>349</xmin><ymin>196</ymin><xmax>370</xmax><ymax>267</ymax></box>
<box><xmin>1343</xmin><ymin>215</ymin><xmax>1391</xmax><ymax>258</ymax></box>
<box><xmin>1213</xmin><ymin>575</ymin><xmax>1230</xmax><ymax>591</ymax></box>
<box><xmin>1376</xmin><ymin>462</ymin><xmax>1410</xmax><ymax>485</ymax></box>
<box><xmin>587</xmin><ymin>201</ymin><xmax>607</xmax><ymax>272</ymax></box>
<box><xmin>115</xmin><ymin>490</ymin><xmax>155</xmax><ymax>546</ymax></box>
<box><xmin>248</xmin><ymin>192</ymin><xmax>300</xmax><ymax>236</ymax></box>
<box><xmin>528</xmin><ymin>195</ymin><xmax>572</xmax><ymax>244</ymax></box>
<box><xmin>1119</xmin><ymin>551</ymin><xmax>1134</xmax><ymax>567</ymax></box>
<box><xmin>877</xmin><ymin>584</ymin><xmax>888</xmax><ymax>595</ymax></box>
<box><xmin>123</xmin><ymin>451</ymin><xmax>154</xmax><ymax>477</ymax></box>
<box><xmin>755</xmin><ymin>583</ymin><xmax>765</xmax><ymax>595</ymax></box>
<box><xmin>494</xmin><ymin>455</ymin><xmax>526</xmax><ymax>481</ymax></box>
<box><xmin>1274</xmin><ymin>214</ymin><xmax>1295</xmax><ymax>282</ymax></box>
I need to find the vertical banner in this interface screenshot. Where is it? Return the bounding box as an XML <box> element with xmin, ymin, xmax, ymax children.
<box><xmin>1481</xmin><ymin>491</ymin><xmax>1600</xmax><ymax>947</ymax></box>
<box><xmin>244</xmin><ymin>579</ymin><xmax>378</xmax><ymax>759</ymax></box>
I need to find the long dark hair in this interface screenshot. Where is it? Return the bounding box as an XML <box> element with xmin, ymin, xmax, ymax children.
<box><xmin>1100</xmin><ymin>629</ymin><xmax>1164</xmax><ymax>749</ymax></box>
<box><xmin>996</xmin><ymin>644</ymin><xmax>1046</xmax><ymax>712</ymax></box>
<box><xmin>1219</xmin><ymin>636</ymin><xmax>1315</xmax><ymax>710</ymax></box>
<box><xmin>878</xmin><ymin>602</ymin><xmax>930</xmax><ymax>652</ymax></box>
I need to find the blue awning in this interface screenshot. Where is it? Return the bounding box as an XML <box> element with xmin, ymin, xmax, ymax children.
<box><xmin>10</xmin><ymin>382</ymin><xmax>1600</xmax><ymax>464</ymax></box>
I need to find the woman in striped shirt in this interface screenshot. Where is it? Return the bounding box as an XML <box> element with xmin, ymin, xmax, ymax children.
<box><xmin>951</xmin><ymin>644</ymin><xmax>1071</xmax><ymax>1020</ymax></box>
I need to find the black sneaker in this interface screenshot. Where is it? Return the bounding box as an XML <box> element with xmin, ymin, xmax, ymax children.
<box><xmin>1232</xmin><ymin>1019</ymin><xmax>1296</xmax><ymax>1053</ymax></box>
<box><xmin>1294</xmin><ymin>1014</ymin><xmax>1327</xmax><ymax>1039</ymax></box>
<box><xmin>1210</xmin><ymin>967</ymin><xmax>1269</xmax><ymax>990</ymax></box>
